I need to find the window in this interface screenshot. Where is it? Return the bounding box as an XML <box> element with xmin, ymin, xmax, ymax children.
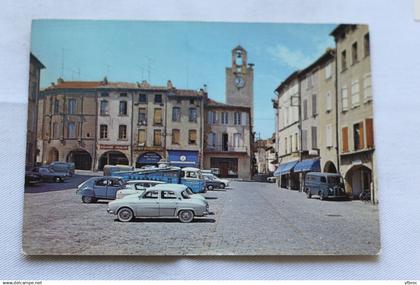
<box><xmin>241</xmin><ymin>112</ymin><xmax>247</xmax><ymax>126</ymax></box>
<box><xmin>138</xmin><ymin>108</ymin><xmax>147</xmax><ymax>125</ymax></box>
<box><xmin>233</xmin><ymin>133</ymin><xmax>241</xmax><ymax>147</ymax></box>
<box><xmin>311</xmin><ymin>126</ymin><xmax>317</xmax><ymax>149</ymax></box>
<box><xmin>364</xmin><ymin>33</ymin><xmax>370</xmax><ymax>57</ymax></box>
<box><xmin>351</xmin><ymin>80</ymin><xmax>360</xmax><ymax>107</ymax></box>
<box><xmin>172</xmin><ymin>129</ymin><xmax>180</xmax><ymax>145</ymax></box>
<box><xmin>221</xmin><ymin>112</ymin><xmax>229</xmax><ymax>124</ymax></box>
<box><xmin>353</xmin><ymin>122</ymin><xmax>364</xmax><ymax>150</ymax></box>
<box><xmin>234</xmin><ymin>112</ymin><xmax>241</xmax><ymax>125</ymax></box>
<box><xmin>189</xmin><ymin>107</ymin><xmax>197</xmax><ymax>123</ymax></box>
<box><xmin>341</xmin><ymin>86</ymin><xmax>349</xmax><ymax>111</ymax></box>
<box><xmin>154</xmin><ymin>94</ymin><xmax>162</xmax><ymax>104</ymax></box>
<box><xmin>325</xmin><ymin>62</ymin><xmax>332</xmax><ymax>79</ymax></box>
<box><xmin>118</xmin><ymin>125</ymin><xmax>127</xmax><ymax>140</ymax></box>
<box><xmin>138</xmin><ymin>129</ymin><xmax>146</xmax><ymax>145</ymax></box>
<box><xmin>326</xmin><ymin>92</ymin><xmax>332</xmax><ymax>112</ymax></box>
<box><xmin>326</xmin><ymin>124</ymin><xmax>333</xmax><ymax>147</ymax></box>
<box><xmin>119</xmin><ymin>101</ymin><xmax>127</xmax><ymax>115</ymax></box>
<box><xmin>363</xmin><ymin>73</ymin><xmax>372</xmax><ymax>102</ymax></box>
<box><xmin>100</xmin><ymin>124</ymin><xmax>108</xmax><ymax>139</ymax></box>
<box><xmin>342</xmin><ymin>127</ymin><xmax>349</xmax><ymax>152</ymax></box>
<box><xmin>289</xmin><ymin>135</ymin><xmax>292</xmax><ymax>153</ymax></box>
<box><xmin>352</xmin><ymin>42</ymin><xmax>358</xmax><ymax>65</ymax></box>
<box><xmin>208</xmin><ymin>132</ymin><xmax>216</xmax><ymax>147</ymax></box>
<box><xmin>284</xmin><ymin>137</ymin><xmax>288</xmax><ymax>154</ymax></box>
<box><xmin>208</xmin><ymin>111</ymin><xmax>216</xmax><ymax>124</ymax></box>
<box><xmin>312</xmin><ymin>94</ymin><xmax>317</xmax><ymax>116</ymax></box>
<box><xmin>154</xmin><ymin>130</ymin><xmax>162</xmax><ymax>146</ymax></box>
<box><xmin>52</xmin><ymin>122</ymin><xmax>59</xmax><ymax>139</ymax></box>
<box><xmin>172</xmin><ymin>107</ymin><xmax>181</xmax><ymax>122</ymax></box>
<box><xmin>294</xmin><ymin>133</ymin><xmax>298</xmax><ymax>151</ymax></box>
<box><xmin>138</xmin><ymin>94</ymin><xmax>147</xmax><ymax>103</ymax></box>
<box><xmin>143</xmin><ymin>191</ymin><xmax>159</xmax><ymax>199</ymax></box>
<box><xmin>303</xmin><ymin>99</ymin><xmax>308</xmax><ymax>120</ymax></box>
<box><xmin>95</xmin><ymin>179</ymin><xmax>108</xmax><ymax>187</ymax></box>
<box><xmin>341</xmin><ymin>50</ymin><xmax>347</xmax><ymax>71</ymax></box>
<box><xmin>53</xmin><ymin>99</ymin><xmax>59</xmax><ymax>114</ymax></box>
<box><xmin>100</xmin><ymin>92</ymin><xmax>109</xmax><ymax>97</ymax></box>
<box><xmin>189</xmin><ymin>99</ymin><xmax>195</xmax><ymax>105</ymax></box>
<box><xmin>100</xmin><ymin>100</ymin><xmax>109</xmax><ymax>115</ymax></box>
<box><xmin>307</xmin><ymin>74</ymin><xmax>313</xmax><ymax>89</ymax></box>
<box><xmin>365</xmin><ymin>118</ymin><xmax>374</xmax><ymax>148</ymax></box>
<box><xmin>67</xmin><ymin>122</ymin><xmax>76</xmax><ymax>138</ymax></box>
<box><xmin>68</xmin><ymin>99</ymin><xmax>77</xmax><ymax>114</ymax></box>
<box><xmin>188</xmin><ymin>130</ymin><xmax>197</xmax><ymax>145</ymax></box>
<box><xmin>161</xmin><ymin>191</ymin><xmax>177</xmax><ymax>199</ymax></box>
<box><xmin>120</xmin><ymin>92</ymin><xmax>127</xmax><ymax>97</ymax></box>
<box><xmin>153</xmin><ymin>108</ymin><xmax>162</xmax><ymax>125</ymax></box>
<box><xmin>302</xmin><ymin>129</ymin><xmax>308</xmax><ymax>151</ymax></box>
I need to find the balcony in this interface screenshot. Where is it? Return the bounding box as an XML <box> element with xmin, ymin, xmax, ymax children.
<box><xmin>205</xmin><ymin>144</ymin><xmax>248</xmax><ymax>153</ymax></box>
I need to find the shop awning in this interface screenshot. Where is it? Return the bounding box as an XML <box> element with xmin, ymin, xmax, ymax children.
<box><xmin>273</xmin><ymin>160</ymin><xmax>299</xmax><ymax>176</ymax></box>
<box><xmin>294</xmin><ymin>158</ymin><xmax>321</xmax><ymax>173</ymax></box>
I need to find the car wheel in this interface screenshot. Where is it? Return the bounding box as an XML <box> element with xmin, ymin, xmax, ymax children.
<box><xmin>54</xmin><ymin>176</ymin><xmax>62</xmax><ymax>183</ymax></box>
<box><xmin>178</xmin><ymin>210</ymin><xmax>194</xmax><ymax>223</ymax></box>
<box><xmin>117</xmin><ymin>207</ymin><xmax>134</xmax><ymax>222</ymax></box>
<box><xmin>207</xmin><ymin>185</ymin><xmax>214</xmax><ymax>191</ymax></box>
<box><xmin>82</xmin><ymin>196</ymin><xmax>94</xmax><ymax>203</ymax></box>
<box><xmin>220</xmin><ymin>183</ymin><xmax>226</xmax><ymax>189</ymax></box>
<box><xmin>306</xmin><ymin>189</ymin><xmax>311</xmax><ymax>199</ymax></box>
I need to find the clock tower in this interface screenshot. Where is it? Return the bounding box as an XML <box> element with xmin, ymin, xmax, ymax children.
<box><xmin>225</xmin><ymin>45</ymin><xmax>254</xmax><ymax>123</ymax></box>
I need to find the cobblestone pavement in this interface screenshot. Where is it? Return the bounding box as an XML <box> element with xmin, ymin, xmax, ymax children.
<box><xmin>23</xmin><ymin>174</ymin><xmax>380</xmax><ymax>255</ymax></box>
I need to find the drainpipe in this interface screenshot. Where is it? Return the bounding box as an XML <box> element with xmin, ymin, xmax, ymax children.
<box><xmin>164</xmin><ymin>92</ymin><xmax>168</xmax><ymax>158</ymax></box>
<box><xmin>298</xmin><ymin>79</ymin><xmax>303</xmax><ymax>192</ymax></box>
<box><xmin>333</xmin><ymin>48</ymin><xmax>340</xmax><ymax>173</ymax></box>
<box><xmin>130</xmin><ymin>91</ymin><xmax>134</xmax><ymax>167</ymax></box>
<box><xmin>93</xmin><ymin>91</ymin><xmax>98</xmax><ymax>171</ymax></box>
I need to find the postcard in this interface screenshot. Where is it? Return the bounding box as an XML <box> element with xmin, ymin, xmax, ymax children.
<box><xmin>23</xmin><ymin>20</ymin><xmax>379</xmax><ymax>255</ymax></box>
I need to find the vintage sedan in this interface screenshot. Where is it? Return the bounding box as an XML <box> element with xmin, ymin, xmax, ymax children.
<box><xmin>76</xmin><ymin>176</ymin><xmax>125</xmax><ymax>203</ymax></box>
<box><xmin>115</xmin><ymin>180</ymin><xmax>165</xmax><ymax>199</ymax></box>
<box><xmin>107</xmin><ymin>184</ymin><xmax>210</xmax><ymax>223</ymax></box>
<box><xmin>33</xmin><ymin>166</ymin><xmax>70</xmax><ymax>183</ymax></box>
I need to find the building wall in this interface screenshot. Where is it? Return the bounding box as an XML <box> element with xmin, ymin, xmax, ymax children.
<box><xmin>335</xmin><ymin>24</ymin><xmax>376</xmax><ymax>201</ymax></box>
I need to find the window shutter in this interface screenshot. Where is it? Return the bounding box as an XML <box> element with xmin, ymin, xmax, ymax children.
<box><xmin>241</xmin><ymin>112</ymin><xmax>247</xmax><ymax>126</ymax></box>
<box><xmin>351</xmin><ymin>80</ymin><xmax>360</xmax><ymax>107</ymax></box>
<box><xmin>326</xmin><ymin>92</ymin><xmax>332</xmax><ymax>111</ymax></box>
<box><xmin>303</xmin><ymin>100</ymin><xmax>308</xmax><ymax>119</ymax></box>
<box><xmin>359</xmin><ymin>122</ymin><xmax>365</xmax><ymax>149</ymax></box>
<box><xmin>365</xmin><ymin>118</ymin><xmax>374</xmax><ymax>148</ymax></box>
<box><xmin>342</xmin><ymin>86</ymin><xmax>348</xmax><ymax>111</ymax></box>
<box><xmin>326</xmin><ymin>124</ymin><xmax>333</xmax><ymax>147</ymax></box>
<box><xmin>138</xmin><ymin>129</ymin><xmax>146</xmax><ymax>144</ymax></box>
<box><xmin>363</xmin><ymin>73</ymin><xmax>372</xmax><ymax>102</ymax></box>
<box><xmin>154</xmin><ymin>108</ymin><xmax>162</xmax><ymax>124</ymax></box>
<box><xmin>302</xmin><ymin>129</ymin><xmax>307</xmax><ymax>151</ymax></box>
<box><xmin>312</xmin><ymin>94</ymin><xmax>317</xmax><ymax>116</ymax></box>
<box><xmin>311</xmin><ymin>126</ymin><xmax>317</xmax><ymax>149</ymax></box>
<box><xmin>342</xmin><ymin>127</ymin><xmax>349</xmax><ymax>152</ymax></box>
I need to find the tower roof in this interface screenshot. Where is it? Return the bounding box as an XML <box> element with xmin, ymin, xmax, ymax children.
<box><xmin>233</xmin><ymin>45</ymin><xmax>245</xmax><ymax>51</ymax></box>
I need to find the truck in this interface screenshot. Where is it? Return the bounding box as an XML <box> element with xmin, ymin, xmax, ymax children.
<box><xmin>106</xmin><ymin>165</ymin><xmax>206</xmax><ymax>193</ymax></box>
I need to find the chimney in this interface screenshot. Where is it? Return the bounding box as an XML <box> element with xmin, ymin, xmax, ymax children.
<box><xmin>57</xmin><ymin>77</ymin><xmax>64</xmax><ymax>84</ymax></box>
<box><xmin>167</xmin><ymin>80</ymin><xmax>173</xmax><ymax>89</ymax></box>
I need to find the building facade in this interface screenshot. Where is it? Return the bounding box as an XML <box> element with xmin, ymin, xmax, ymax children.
<box><xmin>26</xmin><ymin>53</ymin><xmax>45</xmax><ymax>169</ymax></box>
<box><xmin>331</xmin><ymin>24</ymin><xmax>376</xmax><ymax>202</ymax></box>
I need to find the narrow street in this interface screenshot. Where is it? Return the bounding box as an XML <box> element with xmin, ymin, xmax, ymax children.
<box><xmin>23</xmin><ymin>174</ymin><xmax>380</xmax><ymax>255</ymax></box>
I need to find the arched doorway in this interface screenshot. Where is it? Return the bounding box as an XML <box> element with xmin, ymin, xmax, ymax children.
<box><xmin>47</xmin><ymin>147</ymin><xmax>59</xmax><ymax>164</ymax></box>
<box><xmin>345</xmin><ymin>165</ymin><xmax>372</xmax><ymax>199</ymax></box>
<box><xmin>67</xmin><ymin>149</ymin><xmax>92</xmax><ymax>170</ymax></box>
<box><xmin>98</xmin><ymin>151</ymin><xmax>129</xmax><ymax>171</ymax></box>
<box><xmin>323</xmin><ymin>161</ymin><xmax>338</xmax><ymax>173</ymax></box>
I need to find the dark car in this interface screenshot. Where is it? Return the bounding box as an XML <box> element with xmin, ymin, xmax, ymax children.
<box><xmin>25</xmin><ymin>170</ymin><xmax>42</xmax><ymax>185</ymax></box>
<box><xmin>203</xmin><ymin>173</ymin><xmax>225</xmax><ymax>191</ymax></box>
<box><xmin>49</xmin><ymin>161</ymin><xmax>75</xmax><ymax>176</ymax></box>
<box><xmin>304</xmin><ymin>172</ymin><xmax>347</xmax><ymax>200</ymax></box>
<box><xmin>76</xmin><ymin>176</ymin><xmax>125</xmax><ymax>203</ymax></box>
<box><xmin>33</xmin><ymin>166</ymin><xmax>70</xmax><ymax>183</ymax></box>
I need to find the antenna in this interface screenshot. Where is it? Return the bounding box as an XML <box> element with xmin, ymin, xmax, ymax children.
<box><xmin>145</xmin><ymin>56</ymin><xmax>154</xmax><ymax>82</ymax></box>
<box><xmin>61</xmin><ymin>48</ymin><xmax>64</xmax><ymax>78</ymax></box>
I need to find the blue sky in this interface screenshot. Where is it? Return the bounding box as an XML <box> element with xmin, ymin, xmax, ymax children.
<box><xmin>31</xmin><ymin>20</ymin><xmax>336</xmax><ymax>139</ymax></box>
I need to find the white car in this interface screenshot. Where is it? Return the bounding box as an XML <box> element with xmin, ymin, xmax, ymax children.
<box><xmin>116</xmin><ymin>180</ymin><xmax>165</xmax><ymax>199</ymax></box>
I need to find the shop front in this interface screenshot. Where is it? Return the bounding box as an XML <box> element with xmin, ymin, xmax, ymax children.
<box><xmin>136</xmin><ymin>152</ymin><xmax>163</xmax><ymax>168</ymax></box>
<box><xmin>168</xmin><ymin>150</ymin><xmax>199</xmax><ymax>168</ymax></box>
<box><xmin>273</xmin><ymin>160</ymin><xmax>299</xmax><ymax>190</ymax></box>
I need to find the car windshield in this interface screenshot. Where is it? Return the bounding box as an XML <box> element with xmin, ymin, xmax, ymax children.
<box><xmin>181</xmin><ymin>190</ymin><xmax>191</xmax><ymax>199</ymax></box>
<box><xmin>328</xmin><ymin>176</ymin><xmax>343</xmax><ymax>185</ymax></box>
<box><xmin>186</xmin><ymin>187</ymin><xmax>194</xmax><ymax>195</ymax></box>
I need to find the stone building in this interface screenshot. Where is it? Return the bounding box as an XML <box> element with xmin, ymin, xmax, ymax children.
<box><xmin>39</xmin><ymin>79</ymin><xmax>98</xmax><ymax>170</ymax></box>
<box><xmin>203</xmin><ymin>98</ymin><xmax>252</xmax><ymax>179</ymax></box>
<box><xmin>273</xmin><ymin>71</ymin><xmax>301</xmax><ymax>189</ymax></box>
<box><xmin>26</xmin><ymin>53</ymin><xmax>45</xmax><ymax>169</ymax></box>
<box><xmin>254</xmin><ymin>135</ymin><xmax>276</xmax><ymax>175</ymax></box>
<box><xmin>331</xmin><ymin>24</ymin><xmax>376</xmax><ymax>202</ymax></box>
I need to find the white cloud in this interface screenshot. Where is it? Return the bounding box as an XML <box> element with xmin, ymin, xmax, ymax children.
<box><xmin>267</xmin><ymin>44</ymin><xmax>313</xmax><ymax>70</ymax></box>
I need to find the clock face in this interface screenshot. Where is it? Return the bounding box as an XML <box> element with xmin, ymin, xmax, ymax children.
<box><xmin>234</xmin><ymin>76</ymin><xmax>246</xmax><ymax>88</ymax></box>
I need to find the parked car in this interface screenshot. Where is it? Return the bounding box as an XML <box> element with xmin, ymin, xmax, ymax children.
<box><xmin>267</xmin><ymin>176</ymin><xmax>276</xmax><ymax>183</ymax></box>
<box><xmin>107</xmin><ymin>184</ymin><xmax>210</xmax><ymax>223</ymax></box>
<box><xmin>33</xmin><ymin>166</ymin><xmax>70</xmax><ymax>183</ymax></box>
<box><xmin>116</xmin><ymin>180</ymin><xmax>165</xmax><ymax>199</ymax></box>
<box><xmin>202</xmin><ymin>173</ymin><xmax>226</xmax><ymax>190</ymax></box>
<box><xmin>304</xmin><ymin>172</ymin><xmax>347</xmax><ymax>200</ymax></box>
<box><xmin>25</xmin><ymin>170</ymin><xmax>42</xmax><ymax>185</ymax></box>
<box><xmin>49</xmin><ymin>161</ymin><xmax>75</xmax><ymax>176</ymax></box>
<box><xmin>76</xmin><ymin>176</ymin><xmax>125</xmax><ymax>203</ymax></box>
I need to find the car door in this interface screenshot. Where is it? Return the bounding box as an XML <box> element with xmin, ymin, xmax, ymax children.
<box><xmin>93</xmin><ymin>178</ymin><xmax>108</xmax><ymax>198</ymax></box>
<box><xmin>135</xmin><ymin>190</ymin><xmax>160</xmax><ymax>217</ymax></box>
<box><xmin>106</xmin><ymin>178</ymin><xmax>123</xmax><ymax>199</ymax></box>
<box><xmin>159</xmin><ymin>190</ymin><xmax>178</xmax><ymax>217</ymax></box>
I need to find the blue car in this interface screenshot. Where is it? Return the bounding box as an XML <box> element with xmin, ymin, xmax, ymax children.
<box><xmin>76</xmin><ymin>176</ymin><xmax>125</xmax><ymax>203</ymax></box>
